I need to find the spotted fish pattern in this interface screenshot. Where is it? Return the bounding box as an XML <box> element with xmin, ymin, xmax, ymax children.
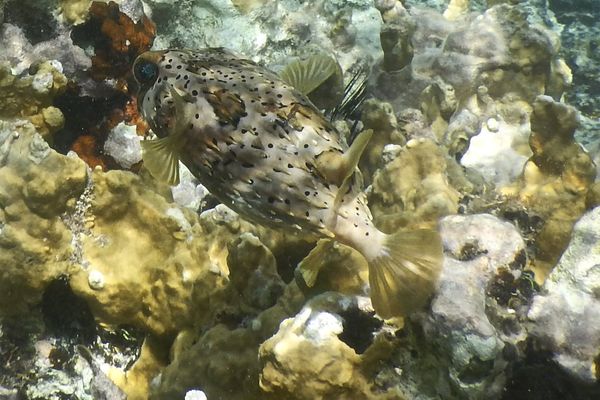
<box><xmin>133</xmin><ymin>48</ymin><xmax>443</xmax><ymax>318</ymax></box>
<box><xmin>136</xmin><ymin>48</ymin><xmax>376</xmax><ymax>243</ymax></box>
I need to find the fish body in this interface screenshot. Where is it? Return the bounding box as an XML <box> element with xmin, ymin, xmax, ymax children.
<box><xmin>133</xmin><ymin>48</ymin><xmax>443</xmax><ymax>318</ymax></box>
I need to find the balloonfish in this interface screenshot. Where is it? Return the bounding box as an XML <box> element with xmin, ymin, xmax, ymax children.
<box><xmin>132</xmin><ymin>48</ymin><xmax>443</xmax><ymax>318</ymax></box>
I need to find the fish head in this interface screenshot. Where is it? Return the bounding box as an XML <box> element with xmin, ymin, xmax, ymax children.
<box><xmin>133</xmin><ymin>50</ymin><xmax>188</xmax><ymax>138</ymax></box>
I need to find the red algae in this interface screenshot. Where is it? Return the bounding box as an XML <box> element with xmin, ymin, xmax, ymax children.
<box><xmin>56</xmin><ymin>1</ymin><xmax>155</xmax><ymax>169</ymax></box>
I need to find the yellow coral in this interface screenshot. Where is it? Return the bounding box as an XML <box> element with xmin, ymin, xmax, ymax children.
<box><xmin>60</xmin><ymin>0</ymin><xmax>93</xmax><ymax>25</ymax></box>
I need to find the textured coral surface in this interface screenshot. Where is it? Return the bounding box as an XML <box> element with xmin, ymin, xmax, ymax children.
<box><xmin>1</xmin><ymin>0</ymin><xmax>600</xmax><ymax>399</ymax></box>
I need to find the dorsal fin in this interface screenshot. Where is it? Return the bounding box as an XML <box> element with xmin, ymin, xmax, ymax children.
<box><xmin>280</xmin><ymin>54</ymin><xmax>341</xmax><ymax>96</ymax></box>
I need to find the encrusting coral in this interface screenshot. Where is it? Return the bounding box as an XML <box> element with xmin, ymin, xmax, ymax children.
<box><xmin>0</xmin><ymin>60</ymin><xmax>67</xmax><ymax>141</ymax></box>
<box><xmin>369</xmin><ymin>138</ymin><xmax>461</xmax><ymax>232</ymax></box>
<box><xmin>502</xmin><ymin>95</ymin><xmax>597</xmax><ymax>279</ymax></box>
<box><xmin>2</xmin><ymin>0</ymin><xmax>600</xmax><ymax>399</ymax></box>
<box><xmin>0</xmin><ymin>120</ymin><xmax>87</xmax><ymax>314</ymax></box>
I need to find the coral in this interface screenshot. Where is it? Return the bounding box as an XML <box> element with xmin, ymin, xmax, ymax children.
<box><xmin>353</xmin><ymin>213</ymin><xmax>532</xmax><ymax>400</ymax></box>
<box><xmin>71</xmin><ymin>0</ymin><xmax>155</xmax><ymax>81</ymax></box>
<box><xmin>502</xmin><ymin>95</ymin><xmax>596</xmax><ymax>278</ymax></box>
<box><xmin>369</xmin><ymin>139</ymin><xmax>461</xmax><ymax>231</ymax></box>
<box><xmin>144</xmin><ymin>0</ymin><xmax>383</xmax><ymax>76</ymax></box>
<box><xmin>0</xmin><ymin>60</ymin><xmax>67</xmax><ymax>141</ymax></box>
<box><xmin>258</xmin><ymin>294</ymin><xmax>378</xmax><ymax>400</ymax></box>
<box><xmin>375</xmin><ymin>0</ymin><xmax>415</xmax><ymax>72</ymax></box>
<box><xmin>59</xmin><ymin>0</ymin><xmax>92</xmax><ymax>25</ymax></box>
<box><xmin>373</xmin><ymin>0</ymin><xmax>572</xmax><ymax>194</ymax></box>
<box><xmin>0</xmin><ymin>120</ymin><xmax>87</xmax><ymax>314</ymax></box>
<box><xmin>50</xmin><ymin>1</ymin><xmax>155</xmax><ymax>169</ymax></box>
<box><xmin>2</xmin><ymin>0</ymin><xmax>600</xmax><ymax>398</ymax></box>
<box><xmin>71</xmin><ymin>134</ymin><xmax>107</xmax><ymax>170</ymax></box>
<box><xmin>528</xmin><ymin>206</ymin><xmax>600</xmax><ymax>384</ymax></box>
<box><xmin>0</xmin><ymin>5</ymin><xmax>91</xmax><ymax>76</ymax></box>
<box><xmin>460</xmin><ymin>110</ymin><xmax>532</xmax><ymax>187</ymax></box>
<box><xmin>67</xmin><ymin>168</ymin><xmax>233</xmax><ymax>336</ymax></box>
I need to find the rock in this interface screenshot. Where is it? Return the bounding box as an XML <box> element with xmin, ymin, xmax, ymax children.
<box><xmin>170</xmin><ymin>164</ymin><xmax>209</xmax><ymax>211</ymax></box>
<box><xmin>144</xmin><ymin>0</ymin><xmax>383</xmax><ymax>75</ymax></box>
<box><xmin>460</xmin><ymin>114</ymin><xmax>531</xmax><ymax>187</ymax></box>
<box><xmin>528</xmin><ymin>206</ymin><xmax>600</xmax><ymax>383</ymax></box>
<box><xmin>549</xmin><ymin>0</ymin><xmax>600</xmax><ymax>118</ymax></box>
<box><xmin>103</xmin><ymin>122</ymin><xmax>142</xmax><ymax>169</ymax></box>
<box><xmin>417</xmin><ymin>213</ymin><xmax>531</xmax><ymax>399</ymax></box>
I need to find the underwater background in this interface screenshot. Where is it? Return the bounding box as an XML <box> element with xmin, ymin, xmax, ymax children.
<box><xmin>0</xmin><ymin>0</ymin><xmax>599</xmax><ymax>399</ymax></box>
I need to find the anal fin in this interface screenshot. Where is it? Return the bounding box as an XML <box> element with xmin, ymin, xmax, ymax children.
<box><xmin>298</xmin><ymin>239</ymin><xmax>336</xmax><ymax>287</ymax></box>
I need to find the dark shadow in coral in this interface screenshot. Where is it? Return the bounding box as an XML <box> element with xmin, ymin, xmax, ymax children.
<box><xmin>3</xmin><ymin>0</ymin><xmax>58</xmax><ymax>45</ymax></box>
<box><xmin>503</xmin><ymin>338</ymin><xmax>600</xmax><ymax>400</ymax></box>
<box><xmin>338</xmin><ymin>307</ymin><xmax>382</xmax><ymax>354</ymax></box>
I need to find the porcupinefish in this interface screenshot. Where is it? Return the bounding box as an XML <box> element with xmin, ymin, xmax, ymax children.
<box><xmin>132</xmin><ymin>48</ymin><xmax>443</xmax><ymax>318</ymax></box>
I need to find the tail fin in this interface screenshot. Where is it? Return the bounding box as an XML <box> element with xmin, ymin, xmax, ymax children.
<box><xmin>368</xmin><ymin>229</ymin><xmax>443</xmax><ymax>319</ymax></box>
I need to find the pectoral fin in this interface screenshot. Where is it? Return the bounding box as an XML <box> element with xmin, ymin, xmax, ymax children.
<box><xmin>141</xmin><ymin>136</ymin><xmax>181</xmax><ymax>185</ymax></box>
<box><xmin>170</xmin><ymin>86</ymin><xmax>195</xmax><ymax>138</ymax></box>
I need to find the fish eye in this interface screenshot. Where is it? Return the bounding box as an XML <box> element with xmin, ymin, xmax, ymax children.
<box><xmin>133</xmin><ymin>58</ymin><xmax>159</xmax><ymax>86</ymax></box>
